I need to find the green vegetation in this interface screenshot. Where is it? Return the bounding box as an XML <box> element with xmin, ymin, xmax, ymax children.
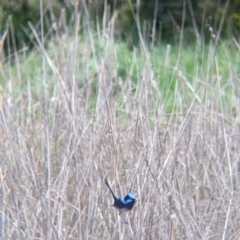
<box><xmin>4</xmin><ymin>33</ymin><xmax>239</xmax><ymax>115</ymax></box>
<box><xmin>1</xmin><ymin>0</ymin><xmax>240</xmax><ymax>51</ymax></box>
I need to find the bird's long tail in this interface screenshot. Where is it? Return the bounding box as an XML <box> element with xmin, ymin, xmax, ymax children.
<box><xmin>105</xmin><ymin>179</ymin><xmax>117</xmax><ymax>200</ymax></box>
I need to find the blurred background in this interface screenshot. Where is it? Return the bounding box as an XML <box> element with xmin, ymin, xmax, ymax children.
<box><xmin>1</xmin><ymin>0</ymin><xmax>240</xmax><ymax>53</ymax></box>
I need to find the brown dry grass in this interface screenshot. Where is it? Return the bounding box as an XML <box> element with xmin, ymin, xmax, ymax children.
<box><xmin>0</xmin><ymin>5</ymin><xmax>240</xmax><ymax>240</ymax></box>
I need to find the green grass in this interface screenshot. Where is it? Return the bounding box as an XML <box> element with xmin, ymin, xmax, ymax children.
<box><xmin>3</xmin><ymin>33</ymin><xmax>239</xmax><ymax>116</ymax></box>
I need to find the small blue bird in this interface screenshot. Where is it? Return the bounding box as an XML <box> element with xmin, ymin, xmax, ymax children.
<box><xmin>105</xmin><ymin>179</ymin><xmax>135</xmax><ymax>214</ymax></box>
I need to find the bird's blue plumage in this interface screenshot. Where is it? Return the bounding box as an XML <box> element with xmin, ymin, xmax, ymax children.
<box><xmin>105</xmin><ymin>179</ymin><xmax>136</xmax><ymax>212</ymax></box>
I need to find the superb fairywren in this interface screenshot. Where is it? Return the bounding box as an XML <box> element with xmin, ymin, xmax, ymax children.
<box><xmin>105</xmin><ymin>179</ymin><xmax>135</xmax><ymax>214</ymax></box>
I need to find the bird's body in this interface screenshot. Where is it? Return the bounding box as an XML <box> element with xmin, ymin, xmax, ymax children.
<box><xmin>105</xmin><ymin>179</ymin><xmax>135</xmax><ymax>214</ymax></box>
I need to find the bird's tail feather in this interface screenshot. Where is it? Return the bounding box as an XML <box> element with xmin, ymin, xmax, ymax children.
<box><xmin>105</xmin><ymin>179</ymin><xmax>117</xmax><ymax>200</ymax></box>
